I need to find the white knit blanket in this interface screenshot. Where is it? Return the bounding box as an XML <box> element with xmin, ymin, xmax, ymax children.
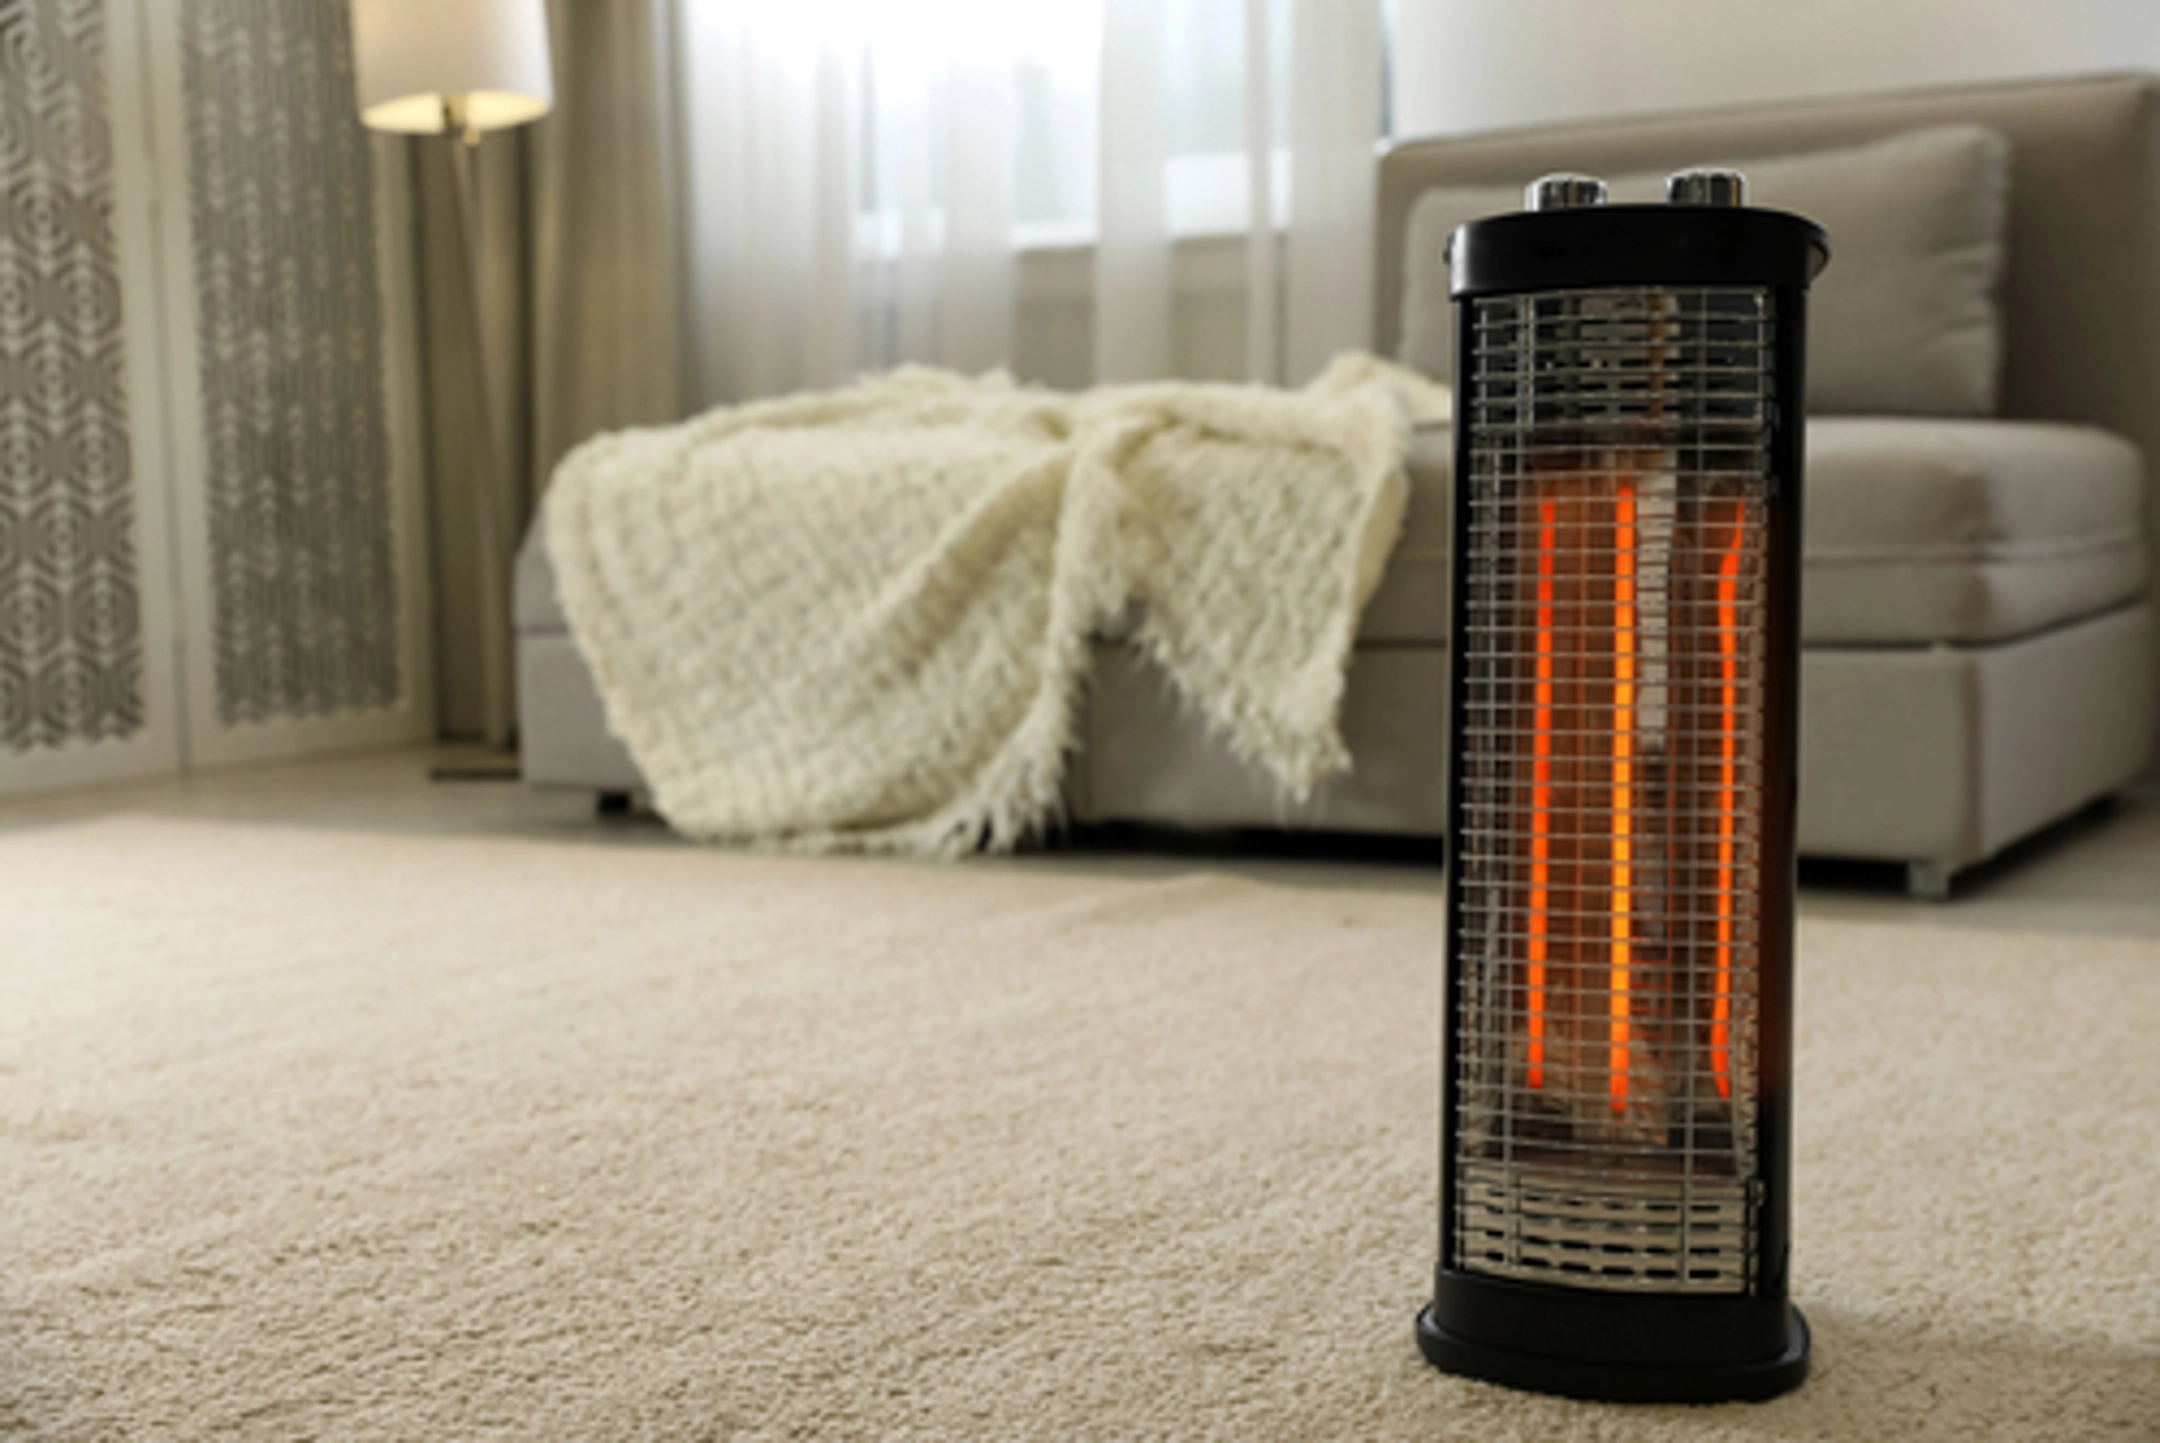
<box><xmin>546</xmin><ymin>355</ymin><xmax>1450</xmax><ymax>855</ymax></box>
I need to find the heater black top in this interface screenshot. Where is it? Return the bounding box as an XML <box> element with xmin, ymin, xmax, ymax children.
<box><xmin>1448</xmin><ymin>204</ymin><xmax>1828</xmax><ymax>298</ymax></box>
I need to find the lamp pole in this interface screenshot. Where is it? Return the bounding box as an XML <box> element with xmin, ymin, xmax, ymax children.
<box><xmin>351</xmin><ymin>0</ymin><xmax>553</xmax><ymax>755</ymax></box>
<box><xmin>438</xmin><ymin>94</ymin><xmax>518</xmax><ymax>752</ymax></box>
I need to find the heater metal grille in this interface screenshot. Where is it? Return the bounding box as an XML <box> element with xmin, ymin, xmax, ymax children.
<box><xmin>1451</xmin><ymin>287</ymin><xmax>1773</xmax><ymax>1295</ymax></box>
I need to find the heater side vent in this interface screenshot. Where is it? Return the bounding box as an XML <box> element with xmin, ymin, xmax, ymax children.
<box><xmin>1451</xmin><ymin>286</ymin><xmax>1774</xmax><ymax>1297</ymax></box>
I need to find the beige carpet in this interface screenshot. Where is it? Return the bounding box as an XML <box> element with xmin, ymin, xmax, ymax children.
<box><xmin>2</xmin><ymin>818</ymin><xmax>2155</xmax><ymax>1441</ymax></box>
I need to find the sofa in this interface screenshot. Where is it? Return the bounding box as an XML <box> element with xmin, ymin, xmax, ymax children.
<box><xmin>518</xmin><ymin>72</ymin><xmax>2158</xmax><ymax>898</ymax></box>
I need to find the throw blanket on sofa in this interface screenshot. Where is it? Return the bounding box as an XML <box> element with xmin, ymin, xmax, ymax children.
<box><xmin>546</xmin><ymin>355</ymin><xmax>1450</xmax><ymax>856</ymax></box>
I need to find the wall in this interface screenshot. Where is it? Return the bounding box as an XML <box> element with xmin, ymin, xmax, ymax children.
<box><xmin>1394</xmin><ymin>0</ymin><xmax>2160</xmax><ymax>139</ymax></box>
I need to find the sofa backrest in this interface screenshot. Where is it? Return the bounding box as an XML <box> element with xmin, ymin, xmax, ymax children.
<box><xmin>1376</xmin><ymin>71</ymin><xmax>2160</xmax><ymax>482</ymax></box>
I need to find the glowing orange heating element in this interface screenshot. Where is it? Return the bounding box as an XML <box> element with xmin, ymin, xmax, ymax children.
<box><xmin>1711</xmin><ymin>509</ymin><xmax>1745</xmax><ymax>1100</ymax></box>
<box><xmin>1525</xmin><ymin>503</ymin><xmax>1558</xmax><ymax>1091</ymax></box>
<box><xmin>1513</xmin><ymin>473</ymin><xmax>1751</xmax><ymax>1124</ymax></box>
<box><xmin>1609</xmin><ymin>487</ymin><xmax>1637</xmax><ymax>1112</ymax></box>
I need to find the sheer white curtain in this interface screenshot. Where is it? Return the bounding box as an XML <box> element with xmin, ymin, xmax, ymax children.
<box><xmin>672</xmin><ymin>1</ymin><xmax>1056</xmax><ymax>405</ymax></box>
<box><xmin>673</xmin><ymin>0</ymin><xmax>1384</xmax><ymax>405</ymax></box>
<box><xmin>1283</xmin><ymin>0</ymin><xmax>1382</xmax><ymax>383</ymax></box>
<box><xmin>1096</xmin><ymin>0</ymin><xmax>1382</xmax><ymax>384</ymax></box>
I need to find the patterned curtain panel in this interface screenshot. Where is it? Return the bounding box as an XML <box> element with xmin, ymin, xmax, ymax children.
<box><xmin>180</xmin><ymin>0</ymin><xmax>399</xmax><ymax>727</ymax></box>
<box><xmin>0</xmin><ymin>0</ymin><xmax>144</xmax><ymax>754</ymax></box>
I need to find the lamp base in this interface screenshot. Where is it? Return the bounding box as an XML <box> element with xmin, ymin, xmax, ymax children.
<box><xmin>1416</xmin><ymin>1301</ymin><xmax>1809</xmax><ymax>1404</ymax></box>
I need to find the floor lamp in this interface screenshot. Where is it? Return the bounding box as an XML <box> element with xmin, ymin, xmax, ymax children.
<box><xmin>350</xmin><ymin>0</ymin><xmax>554</xmax><ymax>754</ymax></box>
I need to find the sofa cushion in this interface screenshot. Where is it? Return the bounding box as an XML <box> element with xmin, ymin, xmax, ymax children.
<box><xmin>515</xmin><ymin>519</ymin><xmax>569</xmax><ymax>633</ymax></box>
<box><xmin>522</xmin><ymin>418</ymin><xmax>2144</xmax><ymax>652</ymax></box>
<box><xmin>1356</xmin><ymin>417</ymin><xmax>2145</xmax><ymax>648</ymax></box>
<box><xmin>1400</xmin><ymin>124</ymin><xmax>2012</xmax><ymax>417</ymax></box>
<box><xmin>1356</xmin><ymin>426</ymin><xmax>1452</xmax><ymax>644</ymax></box>
<box><xmin>1805</xmin><ymin>418</ymin><xmax>2146</xmax><ymax>645</ymax></box>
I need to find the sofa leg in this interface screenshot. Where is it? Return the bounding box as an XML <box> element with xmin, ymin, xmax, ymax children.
<box><xmin>596</xmin><ymin>791</ymin><xmax>633</xmax><ymax>818</ymax></box>
<box><xmin>1906</xmin><ymin>861</ymin><xmax>1954</xmax><ymax>903</ymax></box>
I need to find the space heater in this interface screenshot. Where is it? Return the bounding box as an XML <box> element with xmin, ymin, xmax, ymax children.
<box><xmin>1417</xmin><ymin>171</ymin><xmax>1827</xmax><ymax>1403</ymax></box>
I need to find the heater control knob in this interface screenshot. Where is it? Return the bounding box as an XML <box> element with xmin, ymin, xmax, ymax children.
<box><xmin>1666</xmin><ymin>168</ymin><xmax>1750</xmax><ymax>207</ymax></box>
<box><xmin>1524</xmin><ymin>173</ymin><xmax>1608</xmax><ymax>211</ymax></box>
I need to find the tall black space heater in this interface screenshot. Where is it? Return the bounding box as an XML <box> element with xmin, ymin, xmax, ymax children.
<box><xmin>1417</xmin><ymin>171</ymin><xmax>1827</xmax><ymax>1403</ymax></box>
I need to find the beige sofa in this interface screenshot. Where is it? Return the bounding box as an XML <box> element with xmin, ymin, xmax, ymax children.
<box><xmin>519</xmin><ymin>72</ymin><xmax>2158</xmax><ymax>898</ymax></box>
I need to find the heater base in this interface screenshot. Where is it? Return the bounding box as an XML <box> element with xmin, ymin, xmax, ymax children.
<box><xmin>1417</xmin><ymin>1302</ymin><xmax>1810</xmax><ymax>1404</ymax></box>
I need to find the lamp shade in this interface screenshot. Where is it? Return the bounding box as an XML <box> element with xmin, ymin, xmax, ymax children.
<box><xmin>351</xmin><ymin>0</ymin><xmax>553</xmax><ymax>135</ymax></box>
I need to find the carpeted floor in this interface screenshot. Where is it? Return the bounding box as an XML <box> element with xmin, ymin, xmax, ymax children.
<box><xmin>2</xmin><ymin>817</ymin><xmax>2155</xmax><ymax>1440</ymax></box>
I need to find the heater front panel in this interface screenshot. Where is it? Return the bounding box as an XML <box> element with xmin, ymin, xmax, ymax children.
<box><xmin>1451</xmin><ymin>286</ymin><xmax>1775</xmax><ymax>1296</ymax></box>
